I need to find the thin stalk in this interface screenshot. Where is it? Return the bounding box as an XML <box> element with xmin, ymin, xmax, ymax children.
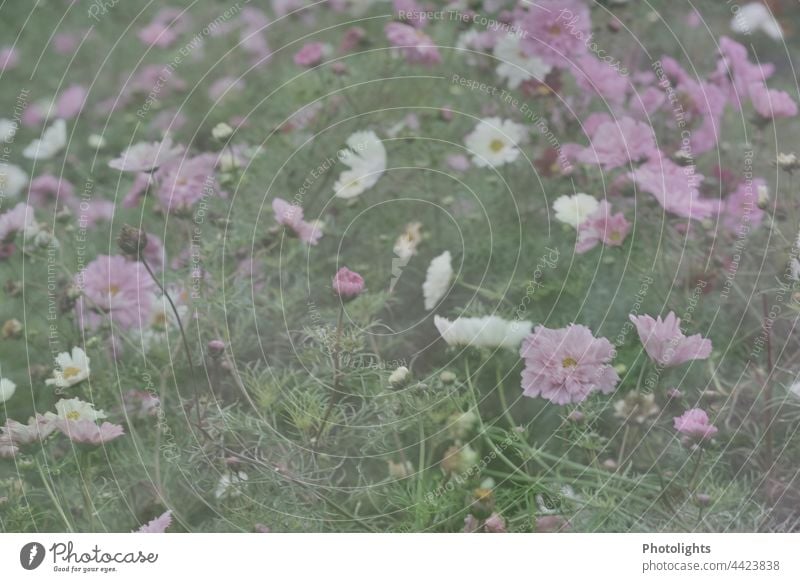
<box><xmin>314</xmin><ymin>305</ymin><xmax>345</xmax><ymax>445</ymax></box>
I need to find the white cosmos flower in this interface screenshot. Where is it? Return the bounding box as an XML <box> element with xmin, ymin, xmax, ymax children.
<box><xmin>464</xmin><ymin>117</ymin><xmax>525</xmax><ymax>168</ymax></box>
<box><xmin>731</xmin><ymin>3</ymin><xmax>783</xmax><ymax>40</ymax></box>
<box><xmin>0</xmin><ymin>118</ymin><xmax>18</xmax><ymax>143</ymax></box>
<box><xmin>494</xmin><ymin>34</ymin><xmax>552</xmax><ymax>89</ymax></box>
<box><xmin>215</xmin><ymin>471</ymin><xmax>248</xmax><ymax>499</ymax></box>
<box><xmin>109</xmin><ymin>136</ymin><xmax>183</xmax><ymax>173</ymax></box>
<box><xmin>23</xmin><ymin>119</ymin><xmax>67</xmax><ymax>160</ymax></box>
<box><xmin>0</xmin><ymin>378</ymin><xmax>16</xmax><ymax>403</ymax></box>
<box><xmin>334</xmin><ymin>130</ymin><xmax>387</xmax><ymax>199</ymax></box>
<box><xmin>0</xmin><ymin>163</ymin><xmax>28</xmax><ymax>198</ymax></box>
<box><xmin>50</xmin><ymin>397</ymin><xmax>107</xmax><ymax>422</ymax></box>
<box><xmin>434</xmin><ymin>315</ymin><xmax>532</xmax><ymax>350</ymax></box>
<box><xmin>552</xmin><ymin>193</ymin><xmax>599</xmax><ymax>228</ymax></box>
<box><xmin>45</xmin><ymin>347</ymin><xmax>90</xmax><ymax>389</ymax></box>
<box><xmin>423</xmin><ymin>251</ymin><xmax>453</xmax><ymax>310</ymax></box>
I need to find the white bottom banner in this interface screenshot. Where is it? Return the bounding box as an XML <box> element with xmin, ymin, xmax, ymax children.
<box><xmin>0</xmin><ymin>534</ymin><xmax>796</xmax><ymax>581</ymax></box>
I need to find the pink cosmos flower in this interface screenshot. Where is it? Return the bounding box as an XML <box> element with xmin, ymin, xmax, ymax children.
<box><xmin>0</xmin><ymin>415</ymin><xmax>56</xmax><ymax>457</ymax></box>
<box><xmin>123</xmin><ymin>173</ymin><xmax>153</xmax><ymax>208</ymax></box>
<box><xmin>293</xmin><ymin>42</ymin><xmax>326</xmax><ymax>67</ymax></box>
<box><xmin>53</xmin><ymin>32</ymin><xmax>80</xmax><ymax>55</ymax></box>
<box><xmin>57</xmin><ymin>419</ymin><xmax>125</xmax><ymax>445</ymax></box>
<box><xmin>136</xmin><ymin>510</ymin><xmax>172</xmax><ymax>533</ymax></box>
<box><xmin>575</xmin><ymin>117</ymin><xmax>657</xmax><ymax>170</ymax></box>
<box><xmin>576</xmin><ymin>201</ymin><xmax>631</xmax><ymax>253</ymax></box>
<box><xmin>720</xmin><ymin>178</ymin><xmax>765</xmax><ymax>233</ymax></box>
<box><xmin>446</xmin><ymin>154</ymin><xmax>470</xmax><ymax>172</ymax></box>
<box><xmin>385</xmin><ymin>22</ymin><xmax>441</xmax><ymax>66</ymax></box>
<box><xmin>520</xmin><ymin>324</ymin><xmax>619</xmax><ymax>405</ymax></box>
<box><xmin>109</xmin><ymin>137</ymin><xmax>183</xmax><ymax>173</ymax></box>
<box><xmin>208</xmin><ymin>76</ymin><xmax>245</xmax><ymax>101</ymax></box>
<box><xmin>629</xmin><ymin>312</ymin><xmax>712</xmax><ymax>368</ymax></box>
<box><xmin>29</xmin><ymin>174</ymin><xmax>78</xmax><ymax>208</ymax></box>
<box><xmin>573</xmin><ymin>54</ymin><xmax>629</xmax><ymax>105</ymax></box>
<box><xmin>630</xmin><ymin>157</ymin><xmax>720</xmax><ymax>221</ymax></box>
<box><xmin>749</xmin><ymin>83</ymin><xmax>798</xmax><ymax>119</ymax></box>
<box><xmin>713</xmin><ymin>37</ymin><xmax>773</xmax><ymax>108</ymax></box>
<box><xmin>75</xmin><ymin>255</ymin><xmax>156</xmax><ymax>331</ymax></box>
<box><xmin>55</xmin><ymin>84</ymin><xmax>87</xmax><ymax>119</ymax></box>
<box><xmin>157</xmin><ymin>153</ymin><xmax>220</xmax><ymax>212</ymax></box>
<box><xmin>515</xmin><ymin>0</ymin><xmax>590</xmax><ymax>66</ymax></box>
<box><xmin>272</xmin><ymin>198</ymin><xmax>322</xmax><ymax>245</ymax></box>
<box><xmin>463</xmin><ymin>512</ymin><xmax>507</xmax><ymax>533</ymax></box>
<box><xmin>0</xmin><ymin>46</ymin><xmax>19</xmax><ymax>71</ymax></box>
<box><xmin>332</xmin><ymin>267</ymin><xmax>365</xmax><ymax>299</ymax></box>
<box><xmin>673</xmin><ymin>408</ymin><xmax>718</xmax><ymax>441</ymax></box>
<box><xmin>0</xmin><ymin>203</ymin><xmax>38</xmax><ymax>243</ymax></box>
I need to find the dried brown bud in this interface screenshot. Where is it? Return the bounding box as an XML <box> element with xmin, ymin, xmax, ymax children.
<box><xmin>117</xmin><ymin>225</ymin><xmax>148</xmax><ymax>259</ymax></box>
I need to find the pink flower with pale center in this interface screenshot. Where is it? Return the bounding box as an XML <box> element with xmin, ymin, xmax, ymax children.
<box><xmin>29</xmin><ymin>174</ymin><xmax>78</xmax><ymax>208</ymax></box>
<box><xmin>673</xmin><ymin>408</ymin><xmax>718</xmax><ymax>440</ymax></box>
<box><xmin>156</xmin><ymin>153</ymin><xmax>219</xmax><ymax>212</ymax></box>
<box><xmin>520</xmin><ymin>324</ymin><xmax>619</xmax><ymax>405</ymax></box>
<box><xmin>575</xmin><ymin>117</ymin><xmax>657</xmax><ymax>170</ymax></box>
<box><xmin>515</xmin><ymin>0</ymin><xmax>590</xmax><ymax>66</ymax></box>
<box><xmin>332</xmin><ymin>267</ymin><xmax>365</xmax><ymax>299</ymax></box>
<box><xmin>75</xmin><ymin>255</ymin><xmax>156</xmax><ymax>331</ymax></box>
<box><xmin>385</xmin><ymin>22</ymin><xmax>441</xmax><ymax>66</ymax></box>
<box><xmin>630</xmin><ymin>157</ymin><xmax>720</xmax><ymax>221</ymax></box>
<box><xmin>57</xmin><ymin>419</ymin><xmax>125</xmax><ymax>445</ymax></box>
<box><xmin>576</xmin><ymin>201</ymin><xmax>631</xmax><ymax>253</ymax></box>
<box><xmin>629</xmin><ymin>312</ymin><xmax>712</xmax><ymax>368</ymax></box>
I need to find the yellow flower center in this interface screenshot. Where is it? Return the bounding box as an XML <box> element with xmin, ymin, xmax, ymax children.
<box><xmin>66</xmin><ymin>411</ymin><xmax>80</xmax><ymax>420</ymax></box>
<box><xmin>609</xmin><ymin>231</ymin><xmax>621</xmax><ymax>242</ymax></box>
<box><xmin>562</xmin><ymin>357</ymin><xmax>578</xmax><ymax>369</ymax></box>
<box><xmin>548</xmin><ymin>24</ymin><xmax>562</xmax><ymax>36</ymax></box>
<box><xmin>108</xmin><ymin>284</ymin><xmax>120</xmax><ymax>296</ymax></box>
<box><xmin>62</xmin><ymin>366</ymin><xmax>82</xmax><ymax>379</ymax></box>
<box><xmin>489</xmin><ymin>139</ymin><xmax>505</xmax><ymax>153</ymax></box>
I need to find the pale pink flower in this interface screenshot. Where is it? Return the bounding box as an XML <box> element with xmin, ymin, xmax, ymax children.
<box><xmin>157</xmin><ymin>153</ymin><xmax>220</xmax><ymax>212</ymax></box>
<box><xmin>576</xmin><ymin>201</ymin><xmax>631</xmax><ymax>253</ymax></box>
<box><xmin>749</xmin><ymin>83</ymin><xmax>798</xmax><ymax>119</ymax></box>
<box><xmin>53</xmin><ymin>32</ymin><xmax>80</xmax><ymax>55</ymax></box>
<box><xmin>332</xmin><ymin>267</ymin><xmax>365</xmax><ymax>299</ymax></box>
<box><xmin>516</xmin><ymin>0</ymin><xmax>590</xmax><ymax>66</ymax></box>
<box><xmin>385</xmin><ymin>22</ymin><xmax>441</xmax><ymax>65</ymax></box>
<box><xmin>29</xmin><ymin>174</ymin><xmax>78</xmax><ymax>208</ymax></box>
<box><xmin>573</xmin><ymin>54</ymin><xmax>629</xmax><ymax>105</ymax></box>
<box><xmin>0</xmin><ymin>203</ymin><xmax>38</xmax><ymax>243</ymax></box>
<box><xmin>340</xmin><ymin>27</ymin><xmax>366</xmax><ymax>52</ymax></box>
<box><xmin>520</xmin><ymin>324</ymin><xmax>619</xmax><ymax>405</ymax></box>
<box><xmin>673</xmin><ymin>408</ymin><xmax>718</xmax><ymax>441</ymax></box>
<box><xmin>136</xmin><ymin>510</ymin><xmax>172</xmax><ymax>533</ymax></box>
<box><xmin>446</xmin><ymin>154</ymin><xmax>470</xmax><ymax>172</ymax></box>
<box><xmin>0</xmin><ymin>415</ymin><xmax>56</xmax><ymax>455</ymax></box>
<box><xmin>293</xmin><ymin>42</ymin><xmax>326</xmax><ymax>67</ymax></box>
<box><xmin>109</xmin><ymin>137</ymin><xmax>183</xmax><ymax>173</ymax></box>
<box><xmin>0</xmin><ymin>46</ymin><xmax>19</xmax><ymax>71</ymax></box>
<box><xmin>75</xmin><ymin>255</ymin><xmax>156</xmax><ymax>331</ymax></box>
<box><xmin>55</xmin><ymin>85</ymin><xmax>87</xmax><ymax>119</ymax></box>
<box><xmin>208</xmin><ymin>76</ymin><xmax>245</xmax><ymax>101</ymax></box>
<box><xmin>630</xmin><ymin>157</ymin><xmax>720</xmax><ymax>221</ymax></box>
<box><xmin>272</xmin><ymin>198</ymin><xmax>322</xmax><ymax>245</ymax></box>
<box><xmin>629</xmin><ymin>312</ymin><xmax>712</xmax><ymax>367</ymax></box>
<box><xmin>575</xmin><ymin>117</ymin><xmax>657</xmax><ymax>170</ymax></box>
<box><xmin>720</xmin><ymin>178</ymin><xmax>765</xmax><ymax>233</ymax></box>
<box><xmin>57</xmin><ymin>419</ymin><xmax>125</xmax><ymax>445</ymax></box>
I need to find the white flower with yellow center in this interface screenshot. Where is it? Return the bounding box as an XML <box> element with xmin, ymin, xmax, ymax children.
<box><xmin>464</xmin><ymin>117</ymin><xmax>525</xmax><ymax>168</ymax></box>
<box><xmin>45</xmin><ymin>347</ymin><xmax>90</xmax><ymax>389</ymax></box>
<box><xmin>552</xmin><ymin>193</ymin><xmax>599</xmax><ymax>228</ymax></box>
<box><xmin>51</xmin><ymin>397</ymin><xmax>106</xmax><ymax>422</ymax></box>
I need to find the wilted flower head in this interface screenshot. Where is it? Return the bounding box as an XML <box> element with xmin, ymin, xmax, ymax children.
<box><xmin>435</xmin><ymin>315</ymin><xmax>532</xmax><ymax>350</ymax></box>
<box><xmin>117</xmin><ymin>225</ymin><xmax>149</xmax><ymax>259</ymax></box>
<box><xmin>629</xmin><ymin>312</ymin><xmax>712</xmax><ymax>368</ymax></box>
<box><xmin>332</xmin><ymin>267</ymin><xmax>365</xmax><ymax>299</ymax></box>
<box><xmin>520</xmin><ymin>324</ymin><xmax>619</xmax><ymax>405</ymax></box>
<box><xmin>673</xmin><ymin>408</ymin><xmax>718</xmax><ymax>441</ymax></box>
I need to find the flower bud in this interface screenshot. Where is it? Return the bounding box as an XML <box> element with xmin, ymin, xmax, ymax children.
<box><xmin>117</xmin><ymin>225</ymin><xmax>148</xmax><ymax>259</ymax></box>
